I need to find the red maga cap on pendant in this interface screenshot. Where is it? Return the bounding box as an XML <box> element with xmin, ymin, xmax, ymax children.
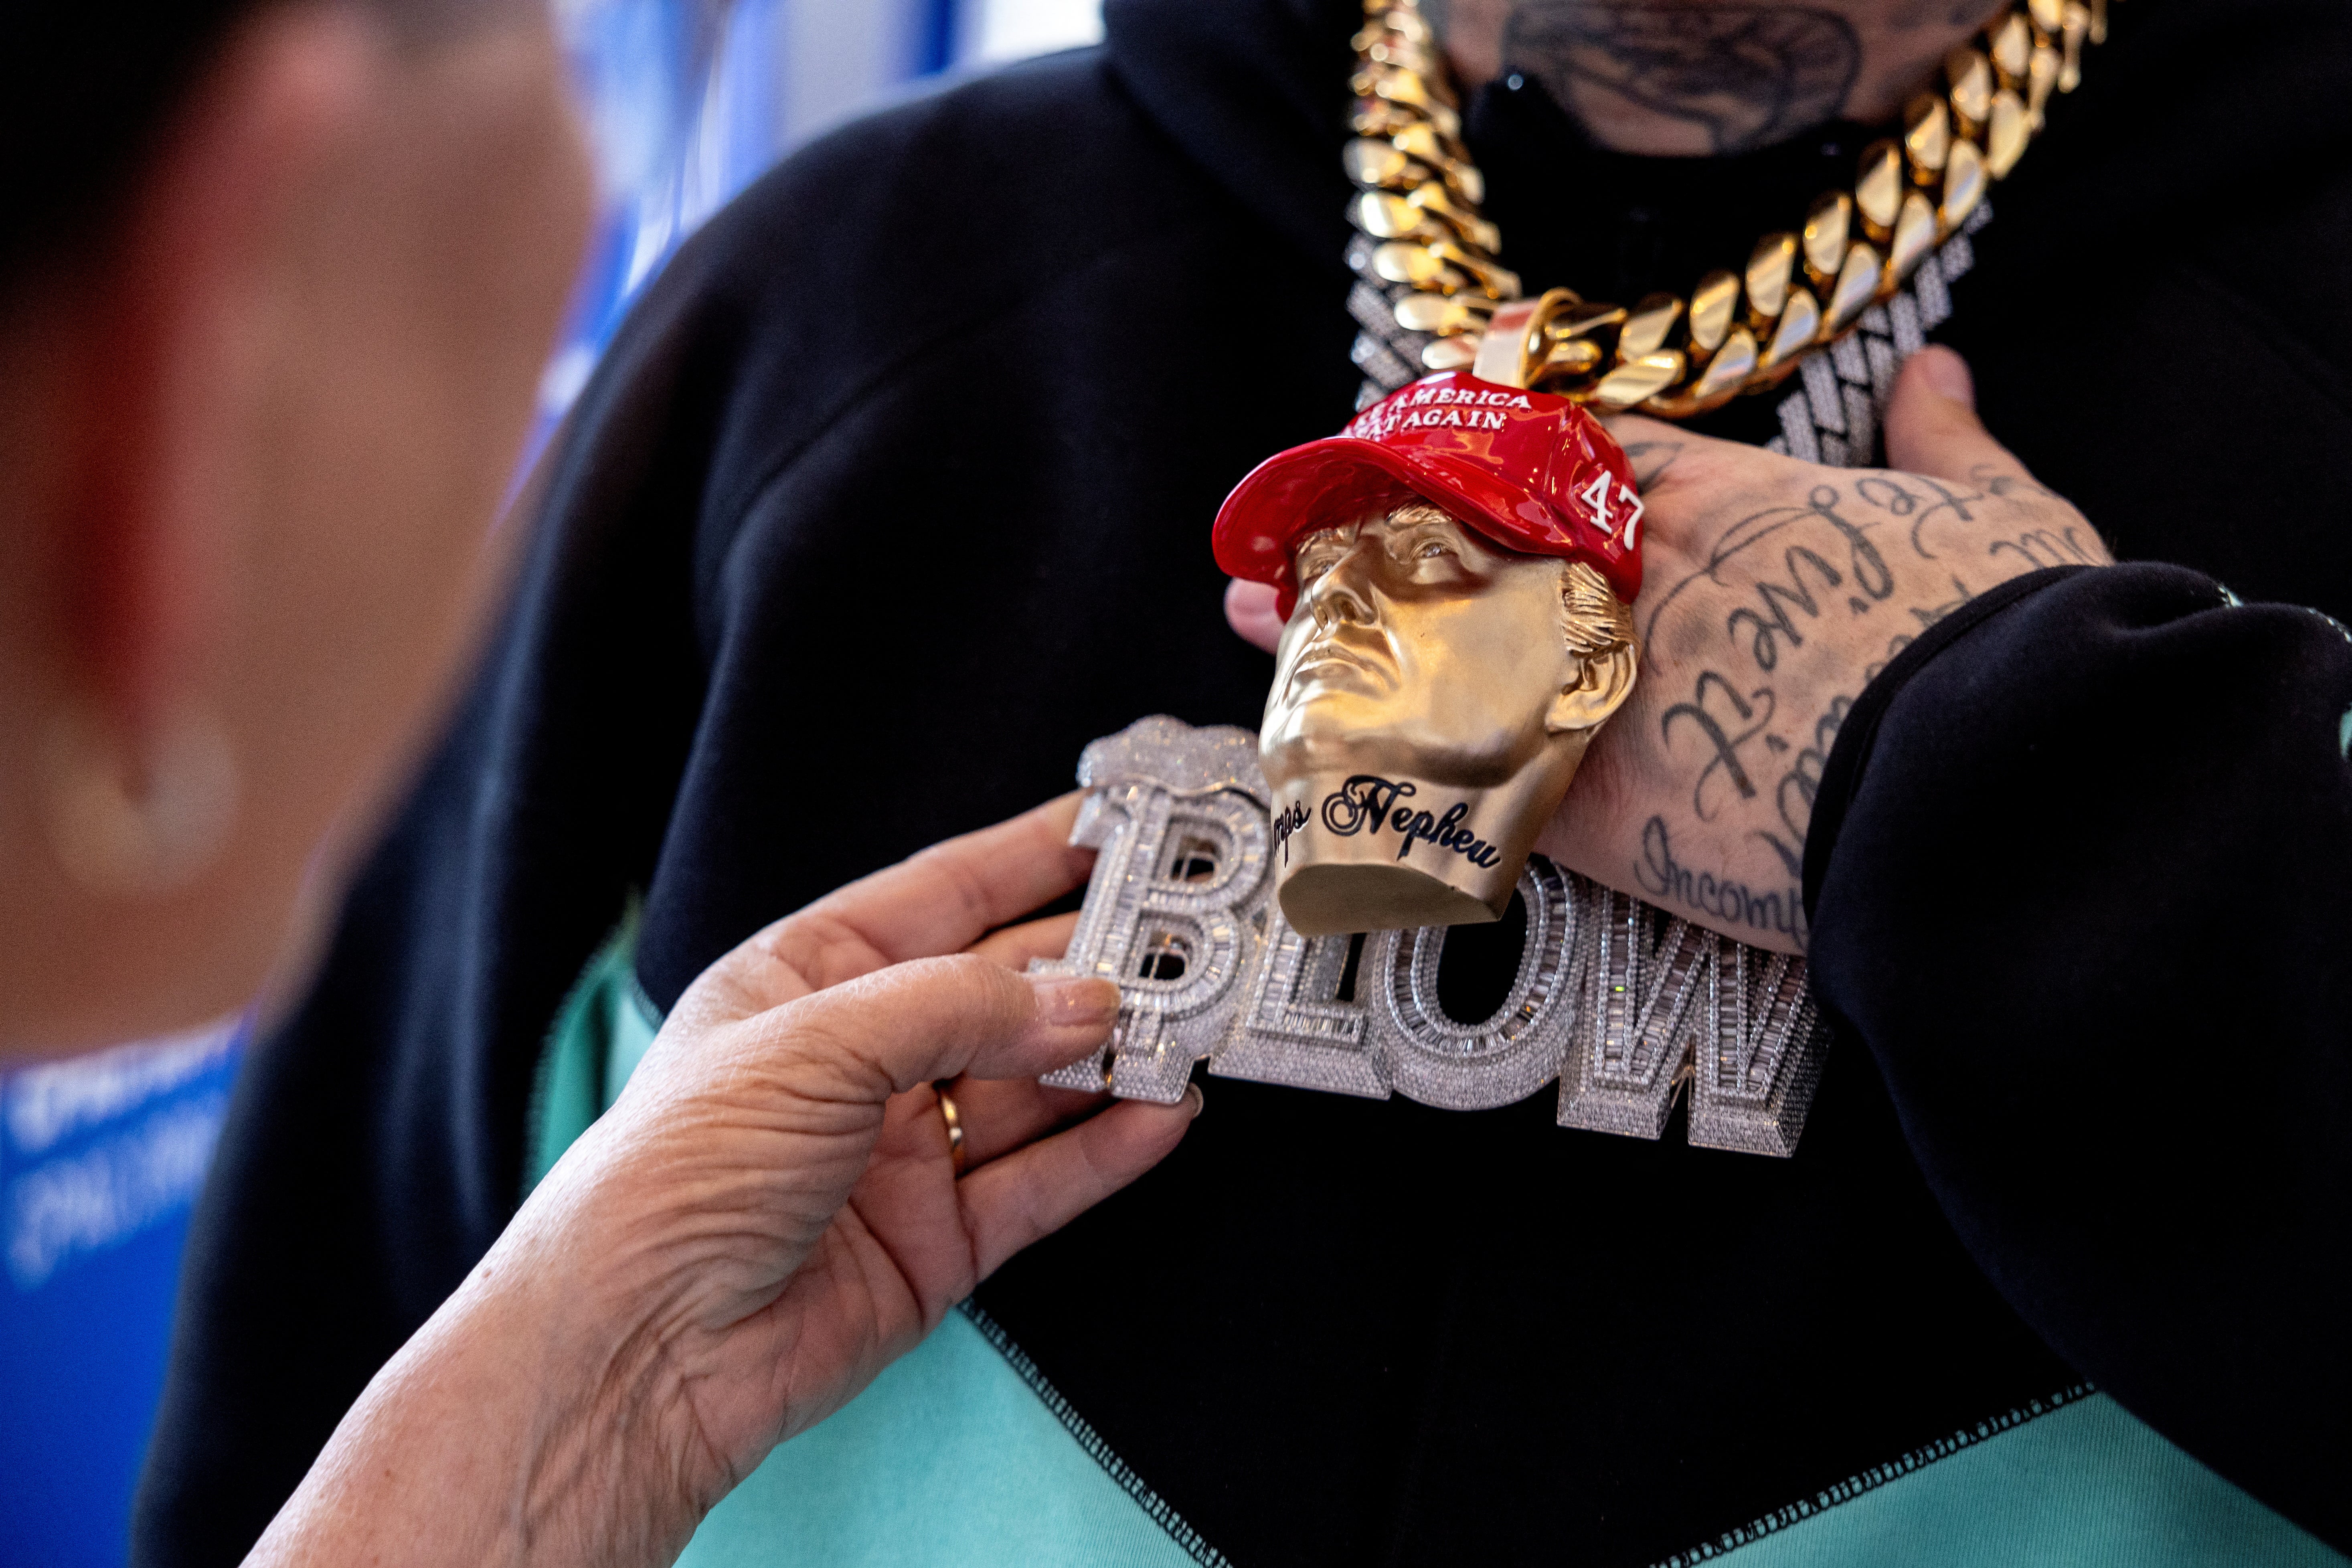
<box><xmin>1212</xmin><ymin>370</ymin><xmax>1642</xmax><ymax>617</ymax></box>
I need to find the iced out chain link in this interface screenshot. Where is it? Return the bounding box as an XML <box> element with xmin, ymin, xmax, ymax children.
<box><xmin>1345</xmin><ymin>0</ymin><xmax>2111</xmax><ymax>415</ymax></box>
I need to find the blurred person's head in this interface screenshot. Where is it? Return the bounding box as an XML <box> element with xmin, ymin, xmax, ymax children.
<box><xmin>0</xmin><ymin>0</ymin><xmax>593</xmax><ymax>1054</ymax></box>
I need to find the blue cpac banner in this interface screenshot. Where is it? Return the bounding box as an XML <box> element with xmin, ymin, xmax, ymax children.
<box><xmin>0</xmin><ymin>1024</ymin><xmax>241</xmax><ymax>1568</ymax></box>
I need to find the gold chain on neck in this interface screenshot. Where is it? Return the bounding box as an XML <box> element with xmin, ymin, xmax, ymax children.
<box><xmin>1347</xmin><ymin>0</ymin><xmax>2112</xmax><ymax>415</ymax></box>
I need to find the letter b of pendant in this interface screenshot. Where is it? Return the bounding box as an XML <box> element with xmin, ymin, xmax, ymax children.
<box><xmin>1034</xmin><ymin>718</ymin><xmax>1273</xmax><ymax>1103</ymax></box>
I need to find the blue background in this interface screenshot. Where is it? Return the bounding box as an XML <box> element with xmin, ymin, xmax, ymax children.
<box><xmin>2</xmin><ymin>1032</ymin><xmax>241</xmax><ymax>1567</ymax></box>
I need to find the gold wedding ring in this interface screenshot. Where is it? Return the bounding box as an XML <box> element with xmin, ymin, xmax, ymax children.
<box><xmin>937</xmin><ymin>1085</ymin><xmax>967</xmax><ymax>1176</ymax></box>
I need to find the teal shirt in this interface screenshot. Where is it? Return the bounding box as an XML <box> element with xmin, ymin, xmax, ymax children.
<box><xmin>528</xmin><ymin>918</ymin><xmax>2341</xmax><ymax>1568</ymax></box>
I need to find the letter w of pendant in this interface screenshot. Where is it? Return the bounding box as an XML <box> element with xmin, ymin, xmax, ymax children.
<box><xmin>1557</xmin><ymin>887</ymin><xmax>1714</xmax><ymax>1139</ymax></box>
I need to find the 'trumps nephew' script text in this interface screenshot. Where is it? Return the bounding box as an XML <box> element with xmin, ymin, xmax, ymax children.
<box><xmin>1320</xmin><ymin>775</ymin><xmax>1504</xmax><ymax>869</ymax></box>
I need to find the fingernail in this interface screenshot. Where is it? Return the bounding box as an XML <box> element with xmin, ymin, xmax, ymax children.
<box><xmin>1031</xmin><ymin>975</ymin><xmax>1119</xmax><ymax>1027</ymax></box>
<box><xmin>1182</xmin><ymin>1083</ymin><xmax>1205</xmax><ymax>1119</ymax></box>
<box><xmin>1914</xmin><ymin>345</ymin><xmax>1974</xmax><ymax>407</ymax></box>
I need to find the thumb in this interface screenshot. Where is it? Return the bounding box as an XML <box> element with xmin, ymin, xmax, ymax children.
<box><xmin>1883</xmin><ymin>346</ymin><xmax>2029</xmax><ymax>483</ymax></box>
<box><xmin>763</xmin><ymin>955</ymin><xmax>1119</xmax><ymax>1099</ymax></box>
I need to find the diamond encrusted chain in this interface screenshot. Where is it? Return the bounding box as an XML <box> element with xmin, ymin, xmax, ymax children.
<box><xmin>1345</xmin><ymin>0</ymin><xmax>2111</xmax><ymax>416</ymax></box>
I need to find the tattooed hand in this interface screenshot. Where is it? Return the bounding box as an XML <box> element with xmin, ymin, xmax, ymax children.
<box><xmin>1542</xmin><ymin>346</ymin><xmax>2107</xmax><ymax>951</ymax></box>
<box><xmin>1223</xmin><ymin>347</ymin><xmax>2111</xmax><ymax>954</ymax></box>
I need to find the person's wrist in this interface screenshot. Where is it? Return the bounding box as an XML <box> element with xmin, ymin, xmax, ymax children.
<box><xmin>243</xmin><ymin>1201</ymin><xmax>700</xmax><ymax>1568</ymax></box>
<box><xmin>466</xmin><ymin>1160</ymin><xmax>723</xmax><ymax>1565</ymax></box>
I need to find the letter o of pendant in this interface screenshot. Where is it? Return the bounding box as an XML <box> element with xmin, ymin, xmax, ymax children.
<box><xmin>1364</xmin><ymin>856</ymin><xmax>1581</xmax><ymax>1110</ymax></box>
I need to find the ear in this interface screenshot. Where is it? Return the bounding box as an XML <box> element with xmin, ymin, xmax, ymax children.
<box><xmin>57</xmin><ymin>8</ymin><xmax>371</xmax><ymax>726</ymax></box>
<box><xmin>0</xmin><ymin>11</ymin><xmax>374</xmax><ymax>1041</ymax></box>
<box><xmin>1544</xmin><ymin>641</ymin><xmax>1637</xmax><ymax>735</ymax></box>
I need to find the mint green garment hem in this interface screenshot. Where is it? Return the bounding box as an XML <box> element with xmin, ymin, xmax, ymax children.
<box><xmin>1704</xmin><ymin>1390</ymin><xmax>2340</xmax><ymax>1568</ymax></box>
<box><xmin>677</xmin><ymin>1306</ymin><xmax>1217</xmax><ymax>1568</ymax></box>
<box><xmin>526</xmin><ymin>915</ymin><xmax>2340</xmax><ymax>1568</ymax></box>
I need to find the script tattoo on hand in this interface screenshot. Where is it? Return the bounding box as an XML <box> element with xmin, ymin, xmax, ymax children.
<box><xmin>1763</xmin><ymin>690</ymin><xmax>1850</xmax><ymax>877</ymax></box>
<box><xmin>1631</xmin><ymin>464</ymin><xmax>2105</xmax><ymax>947</ymax></box>
<box><xmin>1988</xmin><ymin>522</ymin><xmax>2103</xmax><ymax>569</ymax></box>
<box><xmin>1500</xmin><ymin>2</ymin><xmax>1861</xmax><ymax>154</ymax></box>
<box><xmin>1618</xmin><ymin>435</ymin><xmax>1685</xmax><ymax>488</ymax></box>
<box><xmin>1660</xmin><ymin>672</ymin><xmax>1775</xmax><ymax>819</ymax></box>
<box><xmin>1643</xmin><ymin>482</ymin><xmax>1900</xmax><ymax>653</ymax></box>
<box><xmin>1635</xmin><ymin>815</ymin><xmax>1808</xmax><ymax>943</ymax></box>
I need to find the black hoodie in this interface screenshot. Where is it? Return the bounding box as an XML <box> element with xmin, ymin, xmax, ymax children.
<box><xmin>135</xmin><ymin>1</ymin><xmax>2352</xmax><ymax>1562</ymax></box>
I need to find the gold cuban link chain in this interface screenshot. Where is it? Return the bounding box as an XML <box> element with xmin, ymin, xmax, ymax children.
<box><xmin>1347</xmin><ymin>0</ymin><xmax>2112</xmax><ymax>413</ymax></box>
